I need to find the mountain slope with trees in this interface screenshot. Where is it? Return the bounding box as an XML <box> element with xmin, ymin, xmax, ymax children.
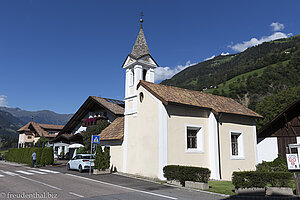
<box><xmin>0</xmin><ymin>110</ymin><xmax>24</xmax><ymax>137</ymax></box>
<box><xmin>161</xmin><ymin>34</ymin><xmax>300</xmax><ymax>128</ymax></box>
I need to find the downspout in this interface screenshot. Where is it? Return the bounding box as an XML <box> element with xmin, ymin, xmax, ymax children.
<box><xmin>216</xmin><ymin>113</ymin><xmax>222</xmax><ymax>180</ymax></box>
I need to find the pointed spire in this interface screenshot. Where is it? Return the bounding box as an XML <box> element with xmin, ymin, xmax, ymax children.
<box><xmin>130</xmin><ymin>14</ymin><xmax>150</xmax><ymax>58</ymax></box>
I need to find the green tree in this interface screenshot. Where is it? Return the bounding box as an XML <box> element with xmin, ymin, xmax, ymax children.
<box><xmin>256</xmin><ymin>85</ymin><xmax>300</xmax><ymax>129</ymax></box>
<box><xmin>36</xmin><ymin>135</ymin><xmax>48</xmax><ymax>147</ymax></box>
<box><xmin>83</xmin><ymin>120</ymin><xmax>110</xmax><ymax>152</ymax></box>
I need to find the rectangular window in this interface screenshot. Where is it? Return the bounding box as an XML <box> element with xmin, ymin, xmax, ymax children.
<box><xmin>231</xmin><ymin>134</ymin><xmax>239</xmax><ymax>156</ymax></box>
<box><xmin>185</xmin><ymin>125</ymin><xmax>203</xmax><ymax>153</ymax></box>
<box><xmin>187</xmin><ymin>129</ymin><xmax>197</xmax><ymax>149</ymax></box>
<box><xmin>230</xmin><ymin>131</ymin><xmax>244</xmax><ymax>159</ymax></box>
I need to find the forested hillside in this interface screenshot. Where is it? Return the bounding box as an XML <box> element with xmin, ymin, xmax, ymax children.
<box><xmin>161</xmin><ymin>35</ymin><xmax>300</xmax><ymax>128</ymax></box>
<box><xmin>0</xmin><ymin>110</ymin><xmax>24</xmax><ymax>137</ymax></box>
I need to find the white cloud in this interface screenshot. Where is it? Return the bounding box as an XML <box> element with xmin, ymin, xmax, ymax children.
<box><xmin>270</xmin><ymin>22</ymin><xmax>285</xmax><ymax>31</ymax></box>
<box><xmin>0</xmin><ymin>95</ymin><xmax>8</xmax><ymax>107</ymax></box>
<box><xmin>221</xmin><ymin>52</ymin><xmax>230</xmax><ymax>56</ymax></box>
<box><xmin>229</xmin><ymin>32</ymin><xmax>290</xmax><ymax>52</ymax></box>
<box><xmin>204</xmin><ymin>55</ymin><xmax>215</xmax><ymax>61</ymax></box>
<box><xmin>154</xmin><ymin>61</ymin><xmax>196</xmax><ymax>82</ymax></box>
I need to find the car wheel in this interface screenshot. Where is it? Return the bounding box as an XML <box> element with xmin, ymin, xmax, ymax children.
<box><xmin>66</xmin><ymin>164</ymin><xmax>70</xmax><ymax>171</ymax></box>
<box><xmin>79</xmin><ymin>165</ymin><xmax>83</xmax><ymax>173</ymax></box>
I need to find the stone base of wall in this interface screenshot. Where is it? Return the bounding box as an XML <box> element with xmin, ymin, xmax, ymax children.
<box><xmin>93</xmin><ymin>169</ymin><xmax>110</xmax><ymax>175</ymax></box>
<box><xmin>167</xmin><ymin>180</ymin><xmax>181</xmax><ymax>186</ymax></box>
<box><xmin>185</xmin><ymin>181</ymin><xmax>209</xmax><ymax>190</ymax></box>
<box><xmin>235</xmin><ymin>188</ymin><xmax>265</xmax><ymax>196</ymax></box>
<box><xmin>266</xmin><ymin>187</ymin><xmax>293</xmax><ymax>196</ymax></box>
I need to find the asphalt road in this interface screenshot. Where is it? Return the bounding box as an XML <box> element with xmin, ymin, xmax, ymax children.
<box><xmin>0</xmin><ymin>161</ymin><xmax>226</xmax><ymax>200</ymax></box>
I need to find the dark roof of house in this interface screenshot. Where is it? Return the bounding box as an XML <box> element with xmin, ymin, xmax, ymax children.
<box><xmin>258</xmin><ymin>98</ymin><xmax>300</xmax><ymax>138</ymax></box>
<box><xmin>130</xmin><ymin>25</ymin><xmax>150</xmax><ymax>59</ymax></box>
<box><xmin>91</xmin><ymin>96</ymin><xmax>124</xmax><ymax>115</ymax></box>
<box><xmin>18</xmin><ymin>122</ymin><xmax>64</xmax><ymax>138</ymax></box>
<box><xmin>59</xmin><ymin>96</ymin><xmax>124</xmax><ymax>135</ymax></box>
<box><xmin>138</xmin><ymin>80</ymin><xmax>263</xmax><ymax>118</ymax></box>
<box><xmin>100</xmin><ymin>117</ymin><xmax>124</xmax><ymax>140</ymax></box>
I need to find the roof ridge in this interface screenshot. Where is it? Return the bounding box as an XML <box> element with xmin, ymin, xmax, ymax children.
<box><xmin>138</xmin><ymin>80</ymin><xmax>262</xmax><ymax>118</ymax></box>
<box><xmin>140</xmin><ymin>80</ymin><xmax>236</xmax><ymax>101</ymax></box>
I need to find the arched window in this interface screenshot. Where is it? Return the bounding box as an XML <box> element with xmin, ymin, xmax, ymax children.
<box><xmin>130</xmin><ymin>69</ymin><xmax>134</xmax><ymax>86</ymax></box>
<box><xmin>143</xmin><ymin>69</ymin><xmax>147</xmax><ymax>81</ymax></box>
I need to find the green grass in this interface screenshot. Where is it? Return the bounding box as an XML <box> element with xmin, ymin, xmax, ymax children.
<box><xmin>208</xmin><ymin>181</ymin><xmax>235</xmax><ymax>195</ymax></box>
<box><xmin>0</xmin><ymin>149</ymin><xmax>8</xmax><ymax>155</ymax></box>
<box><xmin>205</xmin><ymin>60</ymin><xmax>290</xmax><ymax>95</ymax></box>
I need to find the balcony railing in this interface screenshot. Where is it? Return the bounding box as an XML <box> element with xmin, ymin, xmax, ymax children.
<box><xmin>81</xmin><ymin>116</ymin><xmax>108</xmax><ymax>127</ymax></box>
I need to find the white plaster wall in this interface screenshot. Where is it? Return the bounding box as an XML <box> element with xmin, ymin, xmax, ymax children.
<box><xmin>18</xmin><ymin>133</ymin><xmax>26</xmax><ymax>146</ymax></box>
<box><xmin>125</xmin><ymin>86</ymin><xmax>159</xmax><ymax>178</ymax></box>
<box><xmin>167</xmin><ymin>106</ymin><xmax>210</xmax><ymax>169</ymax></box>
<box><xmin>74</xmin><ymin>126</ymin><xmax>87</xmax><ymax>134</ymax></box>
<box><xmin>110</xmin><ymin>145</ymin><xmax>123</xmax><ymax>172</ymax></box>
<box><xmin>219</xmin><ymin>119</ymin><xmax>257</xmax><ymax>180</ymax></box>
<box><xmin>257</xmin><ymin>137</ymin><xmax>278</xmax><ymax>163</ymax></box>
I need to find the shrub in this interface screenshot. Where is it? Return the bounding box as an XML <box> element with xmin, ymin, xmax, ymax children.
<box><xmin>163</xmin><ymin>165</ymin><xmax>211</xmax><ymax>186</ymax></box>
<box><xmin>103</xmin><ymin>147</ymin><xmax>110</xmax><ymax>170</ymax></box>
<box><xmin>6</xmin><ymin>147</ymin><xmax>53</xmax><ymax>166</ymax></box>
<box><xmin>94</xmin><ymin>146</ymin><xmax>110</xmax><ymax>171</ymax></box>
<box><xmin>77</xmin><ymin>147</ymin><xmax>86</xmax><ymax>154</ymax></box>
<box><xmin>232</xmin><ymin>171</ymin><xmax>292</xmax><ymax>189</ymax></box>
<box><xmin>256</xmin><ymin>155</ymin><xmax>288</xmax><ymax>172</ymax></box>
<box><xmin>41</xmin><ymin>147</ymin><xmax>54</xmax><ymax>166</ymax></box>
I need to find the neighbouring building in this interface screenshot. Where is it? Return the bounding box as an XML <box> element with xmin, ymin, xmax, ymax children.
<box><xmin>18</xmin><ymin>121</ymin><xmax>64</xmax><ymax>148</ymax></box>
<box><xmin>54</xmin><ymin>17</ymin><xmax>263</xmax><ymax>180</ymax></box>
<box><xmin>257</xmin><ymin>98</ymin><xmax>300</xmax><ymax>163</ymax></box>
<box><xmin>51</xmin><ymin>96</ymin><xmax>124</xmax><ymax>158</ymax></box>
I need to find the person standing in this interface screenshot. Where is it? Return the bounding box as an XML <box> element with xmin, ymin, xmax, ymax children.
<box><xmin>32</xmin><ymin>151</ymin><xmax>37</xmax><ymax>167</ymax></box>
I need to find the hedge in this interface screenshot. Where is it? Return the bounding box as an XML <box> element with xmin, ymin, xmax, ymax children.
<box><xmin>232</xmin><ymin>171</ymin><xmax>292</xmax><ymax>189</ymax></box>
<box><xmin>6</xmin><ymin>147</ymin><xmax>54</xmax><ymax>166</ymax></box>
<box><xmin>94</xmin><ymin>146</ymin><xmax>110</xmax><ymax>170</ymax></box>
<box><xmin>163</xmin><ymin>165</ymin><xmax>211</xmax><ymax>186</ymax></box>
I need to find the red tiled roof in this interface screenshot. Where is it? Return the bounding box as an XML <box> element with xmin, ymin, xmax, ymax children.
<box><xmin>18</xmin><ymin>122</ymin><xmax>64</xmax><ymax>138</ymax></box>
<box><xmin>91</xmin><ymin>96</ymin><xmax>124</xmax><ymax>115</ymax></box>
<box><xmin>99</xmin><ymin>117</ymin><xmax>124</xmax><ymax>140</ymax></box>
<box><xmin>138</xmin><ymin>80</ymin><xmax>262</xmax><ymax>118</ymax></box>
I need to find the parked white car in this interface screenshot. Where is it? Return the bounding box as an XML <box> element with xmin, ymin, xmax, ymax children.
<box><xmin>67</xmin><ymin>154</ymin><xmax>95</xmax><ymax>173</ymax></box>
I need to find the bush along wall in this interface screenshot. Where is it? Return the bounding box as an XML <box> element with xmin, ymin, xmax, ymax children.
<box><xmin>94</xmin><ymin>146</ymin><xmax>110</xmax><ymax>171</ymax></box>
<box><xmin>163</xmin><ymin>165</ymin><xmax>211</xmax><ymax>186</ymax></box>
<box><xmin>232</xmin><ymin>171</ymin><xmax>292</xmax><ymax>189</ymax></box>
<box><xmin>6</xmin><ymin>147</ymin><xmax>54</xmax><ymax>166</ymax></box>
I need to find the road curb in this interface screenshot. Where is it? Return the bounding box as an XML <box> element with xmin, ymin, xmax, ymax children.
<box><xmin>115</xmin><ymin>172</ymin><xmax>229</xmax><ymax>197</ymax></box>
<box><xmin>0</xmin><ymin>161</ymin><xmax>27</xmax><ymax>166</ymax></box>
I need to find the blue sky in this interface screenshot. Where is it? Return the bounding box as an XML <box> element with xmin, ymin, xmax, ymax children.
<box><xmin>0</xmin><ymin>0</ymin><xmax>299</xmax><ymax>114</ymax></box>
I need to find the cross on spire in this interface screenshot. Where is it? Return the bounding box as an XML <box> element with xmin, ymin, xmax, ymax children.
<box><xmin>140</xmin><ymin>12</ymin><xmax>144</xmax><ymax>27</ymax></box>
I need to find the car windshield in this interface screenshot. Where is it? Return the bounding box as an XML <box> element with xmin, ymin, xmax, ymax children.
<box><xmin>82</xmin><ymin>155</ymin><xmax>94</xmax><ymax>159</ymax></box>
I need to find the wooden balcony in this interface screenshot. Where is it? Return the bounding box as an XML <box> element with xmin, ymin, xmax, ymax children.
<box><xmin>81</xmin><ymin>116</ymin><xmax>108</xmax><ymax>127</ymax></box>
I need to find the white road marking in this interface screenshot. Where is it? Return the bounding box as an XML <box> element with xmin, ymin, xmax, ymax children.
<box><xmin>27</xmin><ymin>170</ymin><xmax>47</xmax><ymax>174</ymax></box>
<box><xmin>38</xmin><ymin>169</ymin><xmax>60</xmax><ymax>174</ymax></box>
<box><xmin>16</xmin><ymin>170</ymin><xmax>34</xmax><ymax>175</ymax></box>
<box><xmin>1</xmin><ymin>171</ymin><xmax>18</xmax><ymax>176</ymax></box>
<box><xmin>0</xmin><ymin>174</ymin><xmax>4</xmax><ymax>177</ymax></box>
<box><xmin>65</xmin><ymin>174</ymin><xmax>178</xmax><ymax>200</ymax></box>
<box><xmin>69</xmin><ymin>192</ymin><xmax>84</xmax><ymax>198</ymax></box>
<box><xmin>18</xmin><ymin>175</ymin><xmax>62</xmax><ymax>190</ymax></box>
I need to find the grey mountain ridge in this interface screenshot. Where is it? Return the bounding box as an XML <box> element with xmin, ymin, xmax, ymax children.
<box><xmin>0</xmin><ymin>106</ymin><xmax>73</xmax><ymax>125</ymax></box>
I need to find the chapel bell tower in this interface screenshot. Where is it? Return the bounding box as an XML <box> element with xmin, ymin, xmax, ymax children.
<box><xmin>122</xmin><ymin>16</ymin><xmax>158</xmax><ymax>115</ymax></box>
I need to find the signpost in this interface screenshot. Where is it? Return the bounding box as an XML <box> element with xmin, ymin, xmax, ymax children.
<box><xmin>90</xmin><ymin>135</ymin><xmax>100</xmax><ymax>175</ymax></box>
<box><xmin>287</xmin><ymin>144</ymin><xmax>300</xmax><ymax>195</ymax></box>
<box><xmin>286</xmin><ymin>154</ymin><xmax>300</xmax><ymax>170</ymax></box>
